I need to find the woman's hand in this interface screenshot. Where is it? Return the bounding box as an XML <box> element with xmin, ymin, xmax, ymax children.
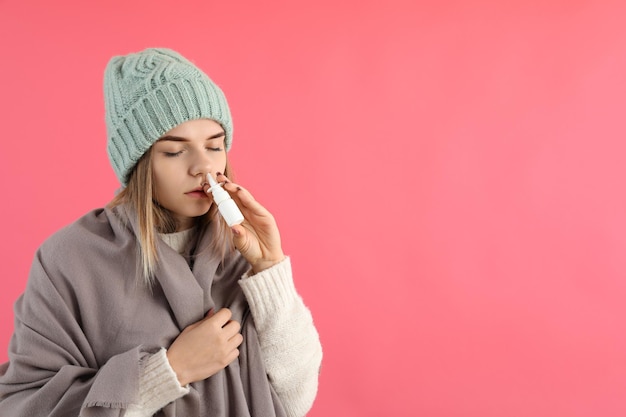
<box><xmin>211</xmin><ymin>172</ymin><xmax>285</xmax><ymax>274</ymax></box>
<box><xmin>166</xmin><ymin>308</ymin><xmax>242</xmax><ymax>386</ymax></box>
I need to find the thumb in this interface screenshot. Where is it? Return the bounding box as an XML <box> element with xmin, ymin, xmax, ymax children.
<box><xmin>231</xmin><ymin>225</ymin><xmax>249</xmax><ymax>252</ymax></box>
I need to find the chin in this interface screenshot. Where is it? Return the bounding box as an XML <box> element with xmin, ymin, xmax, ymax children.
<box><xmin>188</xmin><ymin>206</ymin><xmax>212</xmax><ymax>218</ymax></box>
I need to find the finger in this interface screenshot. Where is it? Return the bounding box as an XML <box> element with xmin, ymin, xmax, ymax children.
<box><xmin>222</xmin><ymin>319</ymin><xmax>241</xmax><ymax>337</ymax></box>
<box><xmin>229</xmin><ymin>333</ymin><xmax>244</xmax><ymax>348</ymax></box>
<box><xmin>230</xmin><ymin>223</ymin><xmax>251</xmax><ymax>253</ymax></box>
<box><xmin>206</xmin><ymin>308</ymin><xmax>232</xmax><ymax>327</ymax></box>
<box><xmin>215</xmin><ymin>172</ymin><xmax>231</xmax><ymax>184</ymax></box>
<box><xmin>219</xmin><ymin>181</ymin><xmax>265</xmax><ymax>212</ymax></box>
<box><xmin>230</xmin><ymin>189</ymin><xmax>274</xmax><ymax>222</ymax></box>
<box><xmin>222</xmin><ymin>320</ymin><xmax>241</xmax><ymax>335</ymax></box>
<box><xmin>216</xmin><ymin>175</ymin><xmax>276</xmax><ymax>220</ymax></box>
<box><xmin>227</xmin><ymin>348</ymin><xmax>241</xmax><ymax>364</ymax></box>
<box><xmin>213</xmin><ymin>174</ymin><xmax>253</xmax><ymax>210</ymax></box>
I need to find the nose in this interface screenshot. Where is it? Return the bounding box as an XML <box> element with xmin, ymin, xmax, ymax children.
<box><xmin>189</xmin><ymin>151</ymin><xmax>213</xmax><ymax>180</ymax></box>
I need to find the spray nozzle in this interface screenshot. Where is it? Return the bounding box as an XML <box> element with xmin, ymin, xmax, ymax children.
<box><xmin>206</xmin><ymin>173</ymin><xmax>219</xmax><ymax>192</ymax></box>
<box><xmin>204</xmin><ymin>173</ymin><xmax>244</xmax><ymax>226</ymax></box>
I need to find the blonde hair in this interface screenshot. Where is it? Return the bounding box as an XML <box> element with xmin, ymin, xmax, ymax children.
<box><xmin>108</xmin><ymin>146</ymin><xmax>234</xmax><ymax>286</ymax></box>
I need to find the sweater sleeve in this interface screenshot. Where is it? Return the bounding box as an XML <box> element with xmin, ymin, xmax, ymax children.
<box><xmin>238</xmin><ymin>257</ymin><xmax>323</xmax><ymax>417</ymax></box>
<box><xmin>124</xmin><ymin>349</ymin><xmax>189</xmax><ymax>417</ymax></box>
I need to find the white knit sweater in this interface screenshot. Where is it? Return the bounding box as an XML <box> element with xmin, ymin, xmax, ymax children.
<box><xmin>124</xmin><ymin>232</ymin><xmax>322</xmax><ymax>417</ymax></box>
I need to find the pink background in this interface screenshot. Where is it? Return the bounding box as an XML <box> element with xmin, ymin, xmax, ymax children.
<box><xmin>1</xmin><ymin>1</ymin><xmax>626</xmax><ymax>416</ymax></box>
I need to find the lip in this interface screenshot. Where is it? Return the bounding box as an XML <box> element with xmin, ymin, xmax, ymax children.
<box><xmin>185</xmin><ymin>187</ymin><xmax>209</xmax><ymax>198</ymax></box>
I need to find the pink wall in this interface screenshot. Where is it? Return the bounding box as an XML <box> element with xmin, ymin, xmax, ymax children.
<box><xmin>2</xmin><ymin>1</ymin><xmax>626</xmax><ymax>416</ymax></box>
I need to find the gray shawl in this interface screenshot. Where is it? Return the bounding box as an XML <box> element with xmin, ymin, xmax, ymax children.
<box><xmin>0</xmin><ymin>205</ymin><xmax>287</xmax><ymax>417</ymax></box>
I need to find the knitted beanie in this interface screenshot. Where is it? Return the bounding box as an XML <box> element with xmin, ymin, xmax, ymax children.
<box><xmin>104</xmin><ymin>48</ymin><xmax>233</xmax><ymax>185</ymax></box>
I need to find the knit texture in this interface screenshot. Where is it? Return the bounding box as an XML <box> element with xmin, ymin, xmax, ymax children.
<box><xmin>104</xmin><ymin>48</ymin><xmax>233</xmax><ymax>185</ymax></box>
<box><xmin>159</xmin><ymin>227</ymin><xmax>196</xmax><ymax>255</ymax></box>
<box><xmin>239</xmin><ymin>258</ymin><xmax>323</xmax><ymax>417</ymax></box>
<box><xmin>125</xmin><ymin>349</ymin><xmax>189</xmax><ymax>417</ymax></box>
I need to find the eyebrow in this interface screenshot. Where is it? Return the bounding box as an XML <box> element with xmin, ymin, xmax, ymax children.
<box><xmin>158</xmin><ymin>131</ymin><xmax>225</xmax><ymax>142</ymax></box>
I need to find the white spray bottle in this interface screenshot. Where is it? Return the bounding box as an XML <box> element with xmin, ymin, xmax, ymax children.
<box><xmin>206</xmin><ymin>174</ymin><xmax>245</xmax><ymax>227</ymax></box>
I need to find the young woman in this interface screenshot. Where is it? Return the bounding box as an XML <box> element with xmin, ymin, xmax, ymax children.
<box><xmin>0</xmin><ymin>48</ymin><xmax>322</xmax><ymax>417</ymax></box>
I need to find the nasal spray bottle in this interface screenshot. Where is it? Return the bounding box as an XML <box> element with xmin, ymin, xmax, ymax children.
<box><xmin>206</xmin><ymin>174</ymin><xmax>245</xmax><ymax>227</ymax></box>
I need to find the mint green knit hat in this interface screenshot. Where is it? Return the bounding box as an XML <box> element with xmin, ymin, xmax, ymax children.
<box><xmin>104</xmin><ymin>48</ymin><xmax>233</xmax><ymax>185</ymax></box>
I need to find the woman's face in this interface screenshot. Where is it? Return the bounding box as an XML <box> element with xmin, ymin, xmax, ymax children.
<box><xmin>151</xmin><ymin>118</ymin><xmax>227</xmax><ymax>231</ymax></box>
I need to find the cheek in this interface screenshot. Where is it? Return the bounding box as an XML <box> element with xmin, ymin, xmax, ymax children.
<box><xmin>152</xmin><ymin>170</ymin><xmax>165</xmax><ymax>191</ymax></box>
<box><xmin>151</xmin><ymin>176</ymin><xmax>167</xmax><ymax>204</ymax></box>
<box><xmin>152</xmin><ymin>161</ymin><xmax>180</xmax><ymax>186</ymax></box>
<box><xmin>151</xmin><ymin>167</ymin><xmax>180</xmax><ymax>201</ymax></box>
